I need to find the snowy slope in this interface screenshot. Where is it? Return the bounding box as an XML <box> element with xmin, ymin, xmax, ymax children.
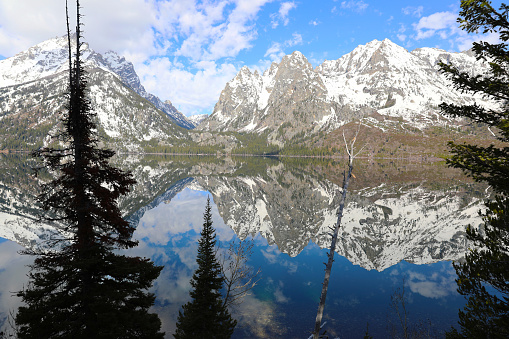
<box><xmin>187</xmin><ymin>113</ymin><xmax>209</xmax><ymax>128</ymax></box>
<box><xmin>316</xmin><ymin>39</ymin><xmax>492</xmax><ymax>126</ymax></box>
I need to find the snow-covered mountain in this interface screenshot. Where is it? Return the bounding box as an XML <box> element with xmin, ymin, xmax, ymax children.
<box><xmin>198</xmin><ymin>39</ymin><xmax>495</xmax><ymax>144</ymax></box>
<box><xmin>187</xmin><ymin>113</ymin><xmax>209</xmax><ymax>128</ymax></box>
<box><xmin>0</xmin><ymin>35</ymin><xmax>194</xmax><ymax>151</ymax></box>
<box><xmin>0</xmin><ymin>35</ymin><xmax>192</xmax><ymax>129</ymax></box>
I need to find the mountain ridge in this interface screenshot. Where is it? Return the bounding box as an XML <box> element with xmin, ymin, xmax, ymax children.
<box><xmin>0</xmin><ymin>36</ymin><xmax>499</xmax><ymax>155</ymax></box>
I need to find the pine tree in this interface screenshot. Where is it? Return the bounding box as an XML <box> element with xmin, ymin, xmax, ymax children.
<box><xmin>15</xmin><ymin>1</ymin><xmax>164</xmax><ymax>338</ymax></box>
<box><xmin>439</xmin><ymin>1</ymin><xmax>509</xmax><ymax>337</ymax></box>
<box><xmin>174</xmin><ymin>197</ymin><xmax>236</xmax><ymax>339</ymax></box>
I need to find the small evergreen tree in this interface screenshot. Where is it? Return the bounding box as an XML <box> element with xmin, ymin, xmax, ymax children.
<box><xmin>439</xmin><ymin>1</ymin><xmax>509</xmax><ymax>337</ymax></box>
<box><xmin>15</xmin><ymin>1</ymin><xmax>164</xmax><ymax>338</ymax></box>
<box><xmin>174</xmin><ymin>196</ymin><xmax>236</xmax><ymax>339</ymax></box>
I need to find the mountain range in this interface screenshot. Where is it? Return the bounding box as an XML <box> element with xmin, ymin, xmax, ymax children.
<box><xmin>197</xmin><ymin>38</ymin><xmax>495</xmax><ymax>148</ymax></box>
<box><xmin>0</xmin><ymin>36</ymin><xmax>498</xmax><ymax>152</ymax></box>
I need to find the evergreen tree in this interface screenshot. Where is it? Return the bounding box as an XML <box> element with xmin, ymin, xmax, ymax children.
<box><xmin>439</xmin><ymin>1</ymin><xmax>509</xmax><ymax>337</ymax></box>
<box><xmin>15</xmin><ymin>1</ymin><xmax>164</xmax><ymax>338</ymax></box>
<box><xmin>174</xmin><ymin>197</ymin><xmax>236</xmax><ymax>339</ymax></box>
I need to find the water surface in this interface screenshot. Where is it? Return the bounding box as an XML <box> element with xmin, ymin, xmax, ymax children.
<box><xmin>0</xmin><ymin>154</ymin><xmax>486</xmax><ymax>337</ymax></box>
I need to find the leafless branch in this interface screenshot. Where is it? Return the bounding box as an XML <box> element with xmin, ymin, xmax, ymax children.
<box><xmin>219</xmin><ymin>238</ymin><xmax>261</xmax><ymax>309</ymax></box>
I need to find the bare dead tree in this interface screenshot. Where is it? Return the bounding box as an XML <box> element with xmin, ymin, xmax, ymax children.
<box><xmin>219</xmin><ymin>238</ymin><xmax>261</xmax><ymax>309</ymax></box>
<box><xmin>0</xmin><ymin>310</ymin><xmax>18</xmax><ymax>338</ymax></box>
<box><xmin>312</xmin><ymin>123</ymin><xmax>364</xmax><ymax>339</ymax></box>
<box><xmin>389</xmin><ymin>281</ymin><xmax>410</xmax><ymax>339</ymax></box>
<box><xmin>388</xmin><ymin>280</ymin><xmax>440</xmax><ymax>339</ymax></box>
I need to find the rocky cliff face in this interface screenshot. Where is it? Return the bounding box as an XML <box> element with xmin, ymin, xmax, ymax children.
<box><xmin>198</xmin><ymin>39</ymin><xmax>494</xmax><ymax>144</ymax></box>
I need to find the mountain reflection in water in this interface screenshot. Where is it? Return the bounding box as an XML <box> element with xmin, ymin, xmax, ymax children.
<box><xmin>0</xmin><ymin>154</ymin><xmax>486</xmax><ymax>337</ymax></box>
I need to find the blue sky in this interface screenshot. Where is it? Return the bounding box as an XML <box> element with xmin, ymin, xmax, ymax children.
<box><xmin>0</xmin><ymin>0</ymin><xmax>501</xmax><ymax>116</ymax></box>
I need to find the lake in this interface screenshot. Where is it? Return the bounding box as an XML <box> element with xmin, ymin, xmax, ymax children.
<box><xmin>0</xmin><ymin>154</ymin><xmax>487</xmax><ymax>338</ymax></box>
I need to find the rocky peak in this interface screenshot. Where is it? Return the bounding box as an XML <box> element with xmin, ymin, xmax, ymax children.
<box><xmin>0</xmin><ymin>35</ymin><xmax>193</xmax><ymax>131</ymax></box>
<box><xmin>0</xmin><ymin>36</ymin><xmax>70</xmax><ymax>87</ymax></box>
<box><xmin>263</xmin><ymin>62</ymin><xmax>279</xmax><ymax>78</ymax></box>
<box><xmin>279</xmin><ymin>50</ymin><xmax>312</xmax><ymax>69</ymax></box>
<box><xmin>230</xmin><ymin>65</ymin><xmax>261</xmax><ymax>89</ymax></box>
<box><xmin>317</xmin><ymin>38</ymin><xmax>421</xmax><ymax>76</ymax></box>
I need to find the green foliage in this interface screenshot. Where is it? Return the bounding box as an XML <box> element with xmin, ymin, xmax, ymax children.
<box><xmin>0</xmin><ymin>116</ymin><xmax>53</xmax><ymax>150</ymax></box>
<box><xmin>141</xmin><ymin>140</ymin><xmax>222</xmax><ymax>155</ymax></box>
<box><xmin>174</xmin><ymin>197</ymin><xmax>236</xmax><ymax>338</ymax></box>
<box><xmin>230</xmin><ymin>131</ymin><xmax>280</xmax><ymax>155</ymax></box>
<box><xmin>280</xmin><ymin>144</ymin><xmax>341</xmax><ymax>157</ymax></box>
<box><xmin>15</xmin><ymin>2</ymin><xmax>164</xmax><ymax>338</ymax></box>
<box><xmin>440</xmin><ymin>1</ymin><xmax>509</xmax><ymax>337</ymax></box>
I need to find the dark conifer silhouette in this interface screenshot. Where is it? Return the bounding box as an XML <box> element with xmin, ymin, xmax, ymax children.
<box><xmin>174</xmin><ymin>196</ymin><xmax>236</xmax><ymax>339</ymax></box>
<box><xmin>15</xmin><ymin>1</ymin><xmax>164</xmax><ymax>338</ymax></box>
<box><xmin>439</xmin><ymin>1</ymin><xmax>509</xmax><ymax>337</ymax></box>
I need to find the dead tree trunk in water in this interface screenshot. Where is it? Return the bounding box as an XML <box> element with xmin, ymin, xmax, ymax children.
<box><xmin>312</xmin><ymin>126</ymin><xmax>362</xmax><ymax>339</ymax></box>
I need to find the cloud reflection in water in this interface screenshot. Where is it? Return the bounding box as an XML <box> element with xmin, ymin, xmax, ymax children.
<box><xmin>129</xmin><ymin>187</ymin><xmax>282</xmax><ymax>337</ymax></box>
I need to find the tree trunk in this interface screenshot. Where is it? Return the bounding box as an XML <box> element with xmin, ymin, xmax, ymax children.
<box><xmin>312</xmin><ymin>157</ymin><xmax>353</xmax><ymax>339</ymax></box>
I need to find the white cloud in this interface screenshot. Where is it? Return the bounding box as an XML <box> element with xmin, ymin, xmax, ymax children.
<box><xmin>402</xmin><ymin>5</ymin><xmax>424</xmax><ymax>18</ymax></box>
<box><xmin>270</xmin><ymin>1</ymin><xmax>297</xmax><ymax>28</ymax></box>
<box><xmin>397</xmin><ymin>34</ymin><xmax>407</xmax><ymax>42</ymax></box>
<box><xmin>286</xmin><ymin>32</ymin><xmax>303</xmax><ymax>47</ymax></box>
<box><xmin>309</xmin><ymin>19</ymin><xmax>320</xmax><ymax>26</ymax></box>
<box><xmin>0</xmin><ymin>0</ymin><xmax>64</xmax><ymax>56</ymax></box>
<box><xmin>415</xmin><ymin>11</ymin><xmax>458</xmax><ymax>31</ymax></box>
<box><xmin>413</xmin><ymin>11</ymin><xmax>458</xmax><ymax>40</ymax></box>
<box><xmin>155</xmin><ymin>0</ymin><xmax>271</xmax><ymax>62</ymax></box>
<box><xmin>0</xmin><ymin>0</ymin><xmax>156</xmax><ymax>57</ymax></box>
<box><xmin>279</xmin><ymin>1</ymin><xmax>297</xmax><ymax>25</ymax></box>
<box><xmin>409</xmin><ymin>9</ymin><xmax>500</xmax><ymax>51</ymax></box>
<box><xmin>455</xmin><ymin>31</ymin><xmax>501</xmax><ymax>51</ymax></box>
<box><xmin>340</xmin><ymin>0</ymin><xmax>368</xmax><ymax>13</ymax></box>
<box><xmin>264</xmin><ymin>42</ymin><xmax>283</xmax><ymax>59</ymax></box>
<box><xmin>263</xmin><ymin>32</ymin><xmax>303</xmax><ymax>61</ymax></box>
<box><xmin>406</xmin><ymin>269</ymin><xmax>457</xmax><ymax>299</ymax></box>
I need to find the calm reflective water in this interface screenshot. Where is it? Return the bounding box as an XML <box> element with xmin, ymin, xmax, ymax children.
<box><xmin>0</xmin><ymin>154</ymin><xmax>487</xmax><ymax>338</ymax></box>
